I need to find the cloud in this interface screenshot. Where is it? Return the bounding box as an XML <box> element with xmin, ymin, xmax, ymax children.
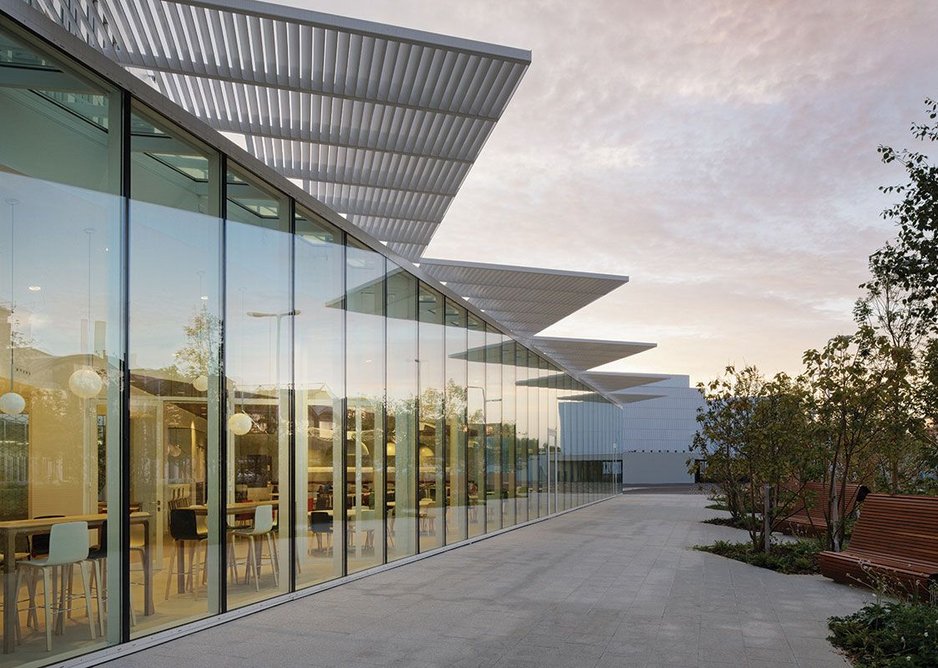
<box><xmin>292</xmin><ymin>0</ymin><xmax>938</xmax><ymax>383</ymax></box>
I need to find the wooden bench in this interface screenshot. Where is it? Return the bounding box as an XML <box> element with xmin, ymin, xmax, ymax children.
<box><xmin>777</xmin><ymin>481</ymin><xmax>869</xmax><ymax>537</ymax></box>
<box><xmin>818</xmin><ymin>493</ymin><xmax>938</xmax><ymax>598</ymax></box>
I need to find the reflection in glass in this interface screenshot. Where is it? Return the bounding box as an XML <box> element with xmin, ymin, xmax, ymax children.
<box><xmin>502</xmin><ymin>340</ymin><xmax>516</xmax><ymax>528</ymax></box>
<box><xmin>0</xmin><ymin>21</ymin><xmax>120</xmax><ymax>661</ymax></box>
<box><xmin>466</xmin><ymin>315</ymin><xmax>486</xmax><ymax>537</ymax></box>
<box><xmin>515</xmin><ymin>346</ymin><xmax>529</xmax><ymax>524</ymax></box>
<box><xmin>295</xmin><ymin>209</ymin><xmax>344</xmax><ymax>585</ymax></box>
<box><xmin>386</xmin><ymin>266</ymin><xmax>417</xmax><ymax>561</ymax></box>
<box><xmin>129</xmin><ymin>105</ymin><xmax>221</xmax><ymax>635</ymax></box>
<box><xmin>444</xmin><ymin>300</ymin><xmax>467</xmax><ymax>544</ymax></box>
<box><xmin>225</xmin><ymin>165</ymin><xmax>291</xmax><ymax>608</ymax></box>
<box><xmin>484</xmin><ymin>324</ymin><xmax>502</xmax><ymax>531</ymax></box>
<box><xmin>417</xmin><ymin>285</ymin><xmax>444</xmax><ymax>552</ymax></box>
<box><xmin>345</xmin><ymin>239</ymin><xmax>385</xmax><ymax>573</ymax></box>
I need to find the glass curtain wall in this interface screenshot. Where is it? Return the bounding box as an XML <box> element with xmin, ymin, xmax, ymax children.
<box><xmin>501</xmin><ymin>340</ymin><xmax>516</xmax><ymax>528</ymax></box>
<box><xmin>515</xmin><ymin>345</ymin><xmax>529</xmax><ymax>524</ymax></box>
<box><xmin>417</xmin><ymin>284</ymin><xmax>445</xmax><ymax>552</ymax></box>
<box><xmin>538</xmin><ymin>357</ymin><xmax>550</xmax><ymax>518</ymax></box>
<box><xmin>443</xmin><ymin>300</ymin><xmax>467</xmax><ymax>545</ymax></box>
<box><xmin>294</xmin><ymin>209</ymin><xmax>344</xmax><ymax>585</ymax></box>
<box><xmin>345</xmin><ymin>239</ymin><xmax>385</xmax><ymax>574</ymax></box>
<box><xmin>466</xmin><ymin>315</ymin><xmax>486</xmax><ymax>537</ymax></box>
<box><xmin>129</xmin><ymin>106</ymin><xmax>222</xmax><ymax>635</ymax></box>
<box><xmin>224</xmin><ymin>165</ymin><xmax>292</xmax><ymax>608</ymax></box>
<box><xmin>0</xmin><ymin>21</ymin><xmax>121</xmax><ymax>662</ymax></box>
<box><xmin>484</xmin><ymin>325</ymin><xmax>502</xmax><ymax>531</ymax></box>
<box><xmin>386</xmin><ymin>266</ymin><xmax>417</xmax><ymax>562</ymax></box>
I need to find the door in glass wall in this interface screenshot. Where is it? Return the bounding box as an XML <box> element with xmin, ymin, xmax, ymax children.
<box><xmin>294</xmin><ymin>209</ymin><xmax>344</xmax><ymax>585</ymax></box>
<box><xmin>345</xmin><ymin>239</ymin><xmax>384</xmax><ymax>573</ymax></box>
<box><xmin>466</xmin><ymin>315</ymin><xmax>486</xmax><ymax>537</ymax></box>
<box><xmin>129</xmin><ymin>106</ymin><xmax>222</xmax><ymax>635</ymax></box>
<box><xmin>0</xmin><ymin>21</ymin><xmax>121</xmax><ymax>661</ymax></box>
<box><xmin>443</xmin><ymin>299</ymin><xmax>467</xmax><ymax>545</ymax></box>
<box><xmin>225</xmin><ymin>166</ymin><xmax>292</xmax><ymax>608</ymax></box>
<box><xmin>417</xmin><ymin>285</ymin><xmax>444</xmax><ymax>552</ymax></box>
<box><xmin>386</xmin><ymin>266</ymin><xmax>416</xmax><ymax>562</ymax></box>
<box><xmin>484</xmin><ymin>325</ymin><xmax>502</xmax><ymax>532</ymax></box>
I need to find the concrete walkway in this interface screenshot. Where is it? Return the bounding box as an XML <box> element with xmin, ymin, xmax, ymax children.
<box><xmin>105</xmin><ymin>494</ymin><xmax>872</xmax><ymax>667</ymax></box>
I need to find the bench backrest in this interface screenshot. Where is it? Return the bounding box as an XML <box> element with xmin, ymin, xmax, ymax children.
<box><xmin>847</xmin><ymin>493</ymin><xmax>938</xmax><ymax>566</ymax></box>
<box><xmin>790</xmin><ymin>481</ymin><xmax>868</xmax><ymax>523</ymax></box>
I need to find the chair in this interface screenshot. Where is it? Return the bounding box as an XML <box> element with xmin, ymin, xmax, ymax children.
<box><xmin>232</xmin><ymin>505</ymin><xmax>278</xmax><ymax>591</ymax></box>
<box><xmin>17</xmin><ymin>521</ymin><xmax>96</xmax><ymax>651</ymax></box>
<box><xmin>163</xmin><ymin>509</ymin><xmax>207</xmax><ymax>600</ymax></box>
<box><xmin>309</xmin><ymin>511</ymin><xmax>333</xmax><ymax>553</ymax></box>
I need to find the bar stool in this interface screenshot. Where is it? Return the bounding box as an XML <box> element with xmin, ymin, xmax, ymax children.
<box><xmin>164</xmin><ymin>509</ymin><xmax>207</xmax><ymax>599</ymax></box>
<box><xmin>232</xmin><ymin>505</ymin><xmax>278</xmax><ymax>591</ymax></box>
<box><xmin>17</xmin><ymin>521</ymin><xmax>96</xmax><ymax>651</ymax></box>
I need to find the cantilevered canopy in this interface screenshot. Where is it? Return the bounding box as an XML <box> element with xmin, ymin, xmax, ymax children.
<box><xmin>33</xmin><ymin>0</ymin><xmax>530</xmax><ymax>259</ymax></box>
<box><xmin>531</xmin><ymin>336</ymin><xmax>656</xmax><ymax>373</ymax></box>
<box><xmin>580</xmin><ymin>372</ymin><xmax>671</xmax><ymax>394</ymax></box>
<box><xmin>418</xmin><ymin>259</ymin><xmax>629</xmax><ymax>341</ymax></box>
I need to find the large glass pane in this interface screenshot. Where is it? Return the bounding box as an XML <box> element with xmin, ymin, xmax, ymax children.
<box><xmin>294</xmin><ymin>209</ymin><xmax>344</xmax><ymax>586</ymax></box>
<box><xmin>129</xmin><ymin>106</ymin><xmax>221</xmax><ymax>635</ymax></box>
<box><xmin>466</xmin><ymin>315</ymin><xmax>486</xmax><ymax>537</ymax></box>
<box><xmin>345</xmin><ymin>239</ymin><xmax>384</xmax><ymax>573</ymax></box>
<box><xmin>386</xmin><ymin>266</ymin><xmax>416</xmax><ymax>561</ymax></box>
<box><xmin>0</xmin><ymin>21</ymin><xmax>122</xmax><ymax>661</ymax></box>
<box><xmin>515</xmin><ymin>345</ymin><xmax>529</xmax><ymax>524</ymax></box>
<box><xmin>443</xmin><ymin>300</ymin><xmax>467</xmax><ymax>545</ymax></box>
<box><xmin>501</xmin><ymin>340</ymin><xmax>516</xmax><ymax>528</ymax></box>
<box><xmin>417</xmin><ymin>285</ymin><xmax>444</xmax><ymax>552</ymax></box>
<box><xmin>225</xmin><ymin>166</ymin><xmax>291</xmax><ymax>608</ymax></box>
<box><xmin>484</xmin><ymin>325</ymin><xmax>502</xmax><ymax>532</ymax></box>
<box><xmin>528</xmin><ymin>350</ymin><xmax>540</xmax><ymax>519</ymax></box>
<box><xmin>539</xmin><ymin>357</ymin><xmax>550</xmax><ymax>517</ymax></box>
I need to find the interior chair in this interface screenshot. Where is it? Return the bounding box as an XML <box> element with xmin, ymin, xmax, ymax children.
<box><xmin>163</xmin><ymin>509</ymin><xmax>207</xmax><ymax>600</ymax></box>
<box><xmin>232</xmin><ymin>504</ymin><xmax>278</xmax><ymax>591</ymax></box>
<box><xmin>309</xmin><ymin>511</ymin><xmax>333</xmax><ymax>553</ymax></box>
<box><xmin>17</xmin><ymin>521</ymin><xmax>96</xmax><ymax>651</ymax></box>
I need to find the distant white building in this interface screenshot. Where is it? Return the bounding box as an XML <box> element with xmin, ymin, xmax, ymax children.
<box><xmin>616</xmin><ymin>375</ymin><xmax>705</xmax><ymax>484</ymax></box>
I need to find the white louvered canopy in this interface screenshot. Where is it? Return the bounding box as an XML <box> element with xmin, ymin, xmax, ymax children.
<box><xmin>29</xmin><ymin>0</ymin><xmax>530</xmax><ymax>259</ymax></box>
<box><xmin>580</xmin><ymin>372</ymin><xmax>671</xmax><ymax>394</ymax></box>
<box><xmin>531</xmin><ymin>336</ymin><xmax>656</xmax><ymax>373</ymax></box>
<box><xmin>418</xmin><ymin>259</ymin><xmax>629</xmax><ymax>341</ymax></box>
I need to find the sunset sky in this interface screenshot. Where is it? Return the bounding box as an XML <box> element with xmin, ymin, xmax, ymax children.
<box><xmin>293</xmin><ymin>0</ymin><xmax>938</xmax><ymax>384</ymax></box>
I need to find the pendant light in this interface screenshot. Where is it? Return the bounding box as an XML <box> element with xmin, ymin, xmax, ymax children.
<box><xmin>69</xmin><ymin>228</ymin><xmax>103</xmax><ymax>399</ymax></box>
<box><xmin>1</xmin><ymin>199</ymin><xmax>25</xmax><ymax>416</ymax></box>
<box><xmin>227</xmin><ymin>287</ymin><xmax>252</xmax><ymax>436</ymax></box>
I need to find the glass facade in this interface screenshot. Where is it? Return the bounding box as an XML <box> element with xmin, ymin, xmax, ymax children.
<box><xmin>0</xmin><ymin>15</ymin><xmax>622</xmax><ymax>666</ymax></box>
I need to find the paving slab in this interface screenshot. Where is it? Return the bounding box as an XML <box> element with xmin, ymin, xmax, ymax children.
<box><xmin>103</xmin><ymin>493</ymin><xmax>872</xmax><ymax>667</ymax></box>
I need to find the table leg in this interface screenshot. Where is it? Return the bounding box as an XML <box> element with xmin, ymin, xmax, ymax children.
<box><xmin>3</xmin><ymin>531</ymin><xmax>16</xmax><ymax>654</ymax></box>
<box><xmin>142</xmin><ymin>520</ymin><xmax>154</xmax><ymax>616</ymax></box>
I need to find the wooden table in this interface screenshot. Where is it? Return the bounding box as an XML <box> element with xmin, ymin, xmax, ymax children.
<box><xmin>0</xmin><ymin>512</ymin><xmax>152</xmax><ymax>654</ymax></box>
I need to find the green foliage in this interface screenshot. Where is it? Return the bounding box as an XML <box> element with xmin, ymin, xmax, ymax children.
<box><xmin>828</xmin><ymin>600</ymin><xmax>938</xmax><ymax>667</ymax></box>
<box><xmin>701</xmin><ymin>516</ymin><xmax>758</xmax><ymax>531</ymax></box>
<box><xmin>693</xmin><ymin>539</ymin><xmax>822</xmax><ymax>575</ymax></box>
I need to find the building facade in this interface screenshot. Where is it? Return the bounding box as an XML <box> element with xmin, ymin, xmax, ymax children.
<box><xmin>0</xmin><ymin>2</ymin><xmax>631</xmax><ymax>665</ymax></box>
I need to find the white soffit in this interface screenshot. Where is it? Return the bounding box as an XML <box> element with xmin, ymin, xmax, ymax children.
<box><xmin>531</xmin><ymin>336</ymin><xmax>656</xmax><ymax>372</ymax></box>
<box><xmin>418</xmin><ymin>259</ymin><xmax>629</xmax><ymax>341</ymax></box>
<box><xmin>29</xmin><ymin>0</ymin><xmax>530</xmax><ymax>260</ymax></box>
<box><xmin>580</xmin><ymin>372</ymin><xmax>671</xmax><ymax>394</ymax></box>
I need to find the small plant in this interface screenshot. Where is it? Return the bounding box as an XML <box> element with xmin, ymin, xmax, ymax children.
<box><xmin>693</xmin><ymin>539</ymin><xmax>823</xmax><ymax>575</ymax></box>
<box><xmin>828</xmin><ymin>599</ymin><xmax>938</xmax><ymax>667</ymax></box>
<box><xmin>702</xmin><ymin>516</ymin><xmax>759</xmax><ymax>530</ymax></box>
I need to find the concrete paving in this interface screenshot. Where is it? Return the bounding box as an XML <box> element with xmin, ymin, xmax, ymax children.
<box><xmin>104</xmin><ymin>493</ymin><xmax>872</xmax><ymax>667</ymax></box>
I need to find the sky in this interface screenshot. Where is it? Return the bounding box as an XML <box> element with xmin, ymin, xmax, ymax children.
<box><xmin>290</xmin><ymin>0</ymin><xmax>938</xmax><ymax>385</ymax></box>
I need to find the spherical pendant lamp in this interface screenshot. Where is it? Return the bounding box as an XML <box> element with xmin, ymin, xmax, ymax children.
<box><xmin>69</xmin><ymin>367</ymin><xmax>103</xmax><ymax>399</ymax></box>
<box><xmin>192</xmin><ymin>374</ymin><xmax>209</xmax><ymax>392</ymax></box>
<box><xmin>0</xmin><ymin>391</ymin><xmax>25</xmax><ymax>415</ymax></box>
<box><xmin>228</xmin><ymin>411</ymin><xmax>253</xmax><ymax>436</ymax></box>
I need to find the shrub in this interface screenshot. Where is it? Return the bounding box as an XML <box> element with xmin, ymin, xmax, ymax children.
<box><xmin>693</xmin><ymin>539</ymin><xmax>822</xmax><ymax>575</ymax></box>
<box><xmin>828</xmin><ymin>600</ymin><xmax>938</xmax><ymax>667</ymax></box>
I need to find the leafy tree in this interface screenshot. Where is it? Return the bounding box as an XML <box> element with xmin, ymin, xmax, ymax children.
<box><xmin>693</xmin><ymin>366</ymin><xmax>813</xmax><ymax>553</ymax></box>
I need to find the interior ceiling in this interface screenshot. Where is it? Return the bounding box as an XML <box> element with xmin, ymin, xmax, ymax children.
<box><xmin>28</xmin><ymin>0</ymin><xmax>531</xmax><ymax>260</ymax></box>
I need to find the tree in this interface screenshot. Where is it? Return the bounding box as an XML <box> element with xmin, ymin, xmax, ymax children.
<box><xmin>873</xmin><ymin>98</ymin><xmax>938</xmax><ymax>333</ymax></box>
<box><xmin>693</xmin><ymin>366</ymin><xmax>813</xmax><ymax>553</ymax></box>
